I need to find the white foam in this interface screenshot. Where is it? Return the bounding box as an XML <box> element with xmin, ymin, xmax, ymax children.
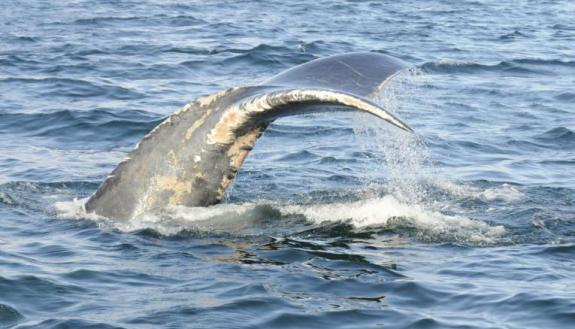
<box><xmin>53</xmin><ymin>194</ymin><xmax>504</xmax><ymax>244</ymax></box>
<box><xmin>54</xmin><ymin>198</ymin><xmax>99</xmax><ymax>220</ymax></box>
<box><xmin>481</xmin><ymin>184</ymin><xmax>524</xmax><ymax>202</ymax></box>
<box><xmin>113</xmin><ymin>203</ymin><xmax>271</xmax><ymax>235</ymax></box>
<box><xmin>280</xmin><ymin>195</ymin><xmax>505</xmax><ymax>244</ymax></box>
<box><xmin>54</xmin><ymin>199</ymin><xmax>276</xmax><ymax>236</ymax></box>
<box><xmin>434</xmin><ymin>58</ymin><xmax>471</xmax><ymax>66</ymax></box>
<box><xmin>432</xmin><ymin>180</ymin><xmax>524</xmax><ymax>203</ymax></box>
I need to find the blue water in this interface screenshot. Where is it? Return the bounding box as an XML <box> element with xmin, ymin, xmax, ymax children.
<box><xmin>1</xmin><ymin>0</ymin><xmax>574</xmax><ymax>328</ymax></box>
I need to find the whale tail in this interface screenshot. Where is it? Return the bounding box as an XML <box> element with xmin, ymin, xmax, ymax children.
<box><xmin>84</xmin><ymin>52</ymin><xmax>413</xmax><ymax>220</ymax></box>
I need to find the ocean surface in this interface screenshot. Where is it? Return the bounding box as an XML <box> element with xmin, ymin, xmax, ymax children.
<box><xmin>1</xmin><ymin>0</ymin><xmax>574</xmax><ymax>328</ymax></box>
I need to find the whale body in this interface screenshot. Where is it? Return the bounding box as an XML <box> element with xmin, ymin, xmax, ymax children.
<box><xmin>85</xmin><ymin>52</ymin><xmax>412</xmax><ymax>220</ymax></box>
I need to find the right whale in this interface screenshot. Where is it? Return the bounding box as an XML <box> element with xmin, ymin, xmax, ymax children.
<box><xmin>84</xmin><ymin>52</ymin><xmax>413</xmax><ymax>220</ymax></box>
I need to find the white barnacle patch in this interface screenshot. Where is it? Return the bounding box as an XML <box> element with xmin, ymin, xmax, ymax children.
<box><xmin>205</xmin><ymin>93</ymin><xmax>280</xmax><ymax>145</ymax></box>
<box><xmin>204</xmin><ymin>88</ymin><xmax>409</xmax><ymax>146</ymax></box>
<box><xmin>132</xmin><ymin>89</ymin><xmax>242</xmax><ymax>163</ymax></box>
<box><xmin>102</xmin><ymin>174</ymin><xmax>115</xmax><ymax>184</ymax></box>
<box><xmin>206</xmin><ymin>104</ymin><xmax>249</xmax><ymax>145</ymax></box>
<box><xmin>193</xmin><ymin>155</ymin><xmax>201</xmax><ymax>163</ymax></box>
<box><xmin>133</xmin><ymin>139</ymin><xmax>143</xmax><ymax>150</ymax></box>
<box><xmin>197</xmin><ymin>92</ymin><xmax>222</xmax><ymax>107</ymax></box>
<box><xmin>172</xmin><ymin>101</ymin><xmax>196</xmax><ymax>116</ymax></box>
<box><xmin>155</xmin><ymin>175</ymin><xmax>193</xmax><ymax>206</ymax></box>
<box><xmin>167</xmin><ymin>150</ymin><xmax>179</xmax><ymax>167</ymax></box>
<box><xmin>118</xmin><ymin>156</ymin><xmax>131</xmax><ymax>164</ymax></box>
<box><xmin>226</xmin><ymin>126</ymin><xmax>264</xmax><ymax>170</ymax></box>
<box><xmin>184</xmin><ymin>107</ymin><xmax>214</xmax><ymax>141</ymax></box>
<box><xmin>172</xmin><ymin>88</ymin><xmax>234</xmax><ymax>116</ymax></box>
<box><xmin>257</xmin><ymin>89</ymin><xmax>410</xmax><ymax>132</ymax></box>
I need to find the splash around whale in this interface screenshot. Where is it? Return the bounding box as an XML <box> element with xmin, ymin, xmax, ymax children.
<box><xmin>84</xmin><ymin>52</ymin><xmax>413</xmax><ymax>220</ymax></box>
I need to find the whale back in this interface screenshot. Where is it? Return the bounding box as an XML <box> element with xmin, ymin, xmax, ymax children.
<box><xmin>84</xmin><ymin>52</ymin><xmax>411</xmax><ymax>220</ymax></box>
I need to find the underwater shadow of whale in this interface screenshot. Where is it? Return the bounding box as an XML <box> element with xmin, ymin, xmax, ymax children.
<box><xmin>85</xmin><ymin>52</ymin><xmax>413</xmax><ymax>220</ymax></box>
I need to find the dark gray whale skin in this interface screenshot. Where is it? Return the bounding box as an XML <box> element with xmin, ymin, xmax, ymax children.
<box><xmin>84</xmin><ymin>52</ymin><xmax>412</xmax><ymax>220</ymax></box>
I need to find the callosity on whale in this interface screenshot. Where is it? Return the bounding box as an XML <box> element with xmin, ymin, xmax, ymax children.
<box><xmin>84</xmin><ymin>52</ymin><xmax>413</xmax><ymax>220</ymax></box>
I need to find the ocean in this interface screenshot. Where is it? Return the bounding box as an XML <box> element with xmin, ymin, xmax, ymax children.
<box><xmin>0</xmin><ymin>0</ymin><xmax>574</xmax><ymax>328</ymax></box>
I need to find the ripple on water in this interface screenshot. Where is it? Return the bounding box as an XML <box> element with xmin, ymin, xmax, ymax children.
<box><xmin>0</xmin><ymin>77</ymin><xmax>144</xmax><ymax>100</ymax></box>
<box><xmin>0</xmin><ymin>275</ymin><xmax>87</xmax><ymax>314</ymax></box>
<box><xmin>0</xmin><ymin>303</ymin><xmax>24</xmax><ymax>326</ymax></box>
<box><xmin>14</xmin><ymin>318</ymin><xmax>124</xmax><ymax>329</ymax></box>
<box><xmin>534</xmin><ymin>127</ymin><xmax>575</xmax><ymax>148</ymax></box>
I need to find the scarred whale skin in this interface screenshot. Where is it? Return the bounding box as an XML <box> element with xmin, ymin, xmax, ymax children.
<box><xmin>84</xmin><ymin>52</ymin><xmax>412</xmax><ymax>220</ymax></box>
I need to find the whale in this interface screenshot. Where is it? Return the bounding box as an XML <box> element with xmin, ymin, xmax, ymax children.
<box><xmin>85</xmin><ymin>52</ymin><xmax>412</xmax><ymax>220</ymax></box>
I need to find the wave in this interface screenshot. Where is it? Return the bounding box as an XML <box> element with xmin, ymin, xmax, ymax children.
<box><xmin>280</xmin><ymin>195</ymin><xmax>505</xmax><ymax>244</ymax></box>
<box><xmin>0</xmin><ymin>191</ymin><xmax>15</xmax><ymax>206</ymax></box>
<box><xmin>535</xmin><ymin>244</ymin><xmax>575</xmax><ymax>256</ymax></box>
<box><xmin>167</xmin><ymin>40</ymin><xmax>328</xmax><ymax>57</ymax></box>
<box><xmin>0</xmin><ymin>303</ymin><xmax>23</xmax><ymax>326</ymax></box>
<box><xmin>0</xmin><ymin>54</ymin><xmax>42</xmax><ymax>67</ymax></box>
<box><xmin>219</xmin><ymin>44</ymin><xmax>317</xmax><ymax>70</ymax></box>
<box><xmin>0</xmin><ymin>77</ymin><xmax>144</xmax><ymax>100</ymax></box>
<box><xmin>13</xmin><ymin>318</ymin><xmax>122</xmax><ymax>329</ymax></box>
<box><xmin>551</xmin><ymin>24</ymin><xmax>575</xmax><ymax>31</ymax></box>
<box><xmin>430</xmin><ymin>180</ymin><xmax>524</xmax><ymax>203</ymax></box>
<box><xmin>66</xmin><ymin>14</ymin><xmax>207</xmax><ymax>27</ymax></box>
<box><xmin>421</xmin><ymin>58</ymin><xmax>575</xmax><ymax>75</ymax></box>
<box><xmin>535</xmin><ymin>127</ymin><xmax>575</xmax><ymax>145</ymax></box>
<box><xmin>498</xmin><ymin>30</ymin><xmax>530</xmax><ymax>40</ymax></box>
<box><xmin>0</xmin><ymin>109</ymin><xmax>161</xmax><ymax>145</ymax></box>
<box><xmin>554</xmin><ymin>92</ymin><xmax>575</xmax><ymax>102</ymax></box>
<box><xmin>500</xmin><ymin>127</ymin><xmax>575</xmax><ymax>152</ymax></box>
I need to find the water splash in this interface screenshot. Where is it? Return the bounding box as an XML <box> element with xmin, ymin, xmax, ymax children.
<box><xmin>346</xmin><ymin>68</ymin><xmax>510</xmax><ymax>243</ymax></box>
<box><xmin>353</xmin><ymin>67</ymin><xmax>434</xmax><ymax>205</ymax></box>
<box><xmin>280</xmin><ymin>195</ymin><xmax>505</xmax><ymax>244</ymax></box>
<box><xmin>55</xmin><ymin>195</ymin><xmax>505</xmax><ymax>244</ymax></box>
